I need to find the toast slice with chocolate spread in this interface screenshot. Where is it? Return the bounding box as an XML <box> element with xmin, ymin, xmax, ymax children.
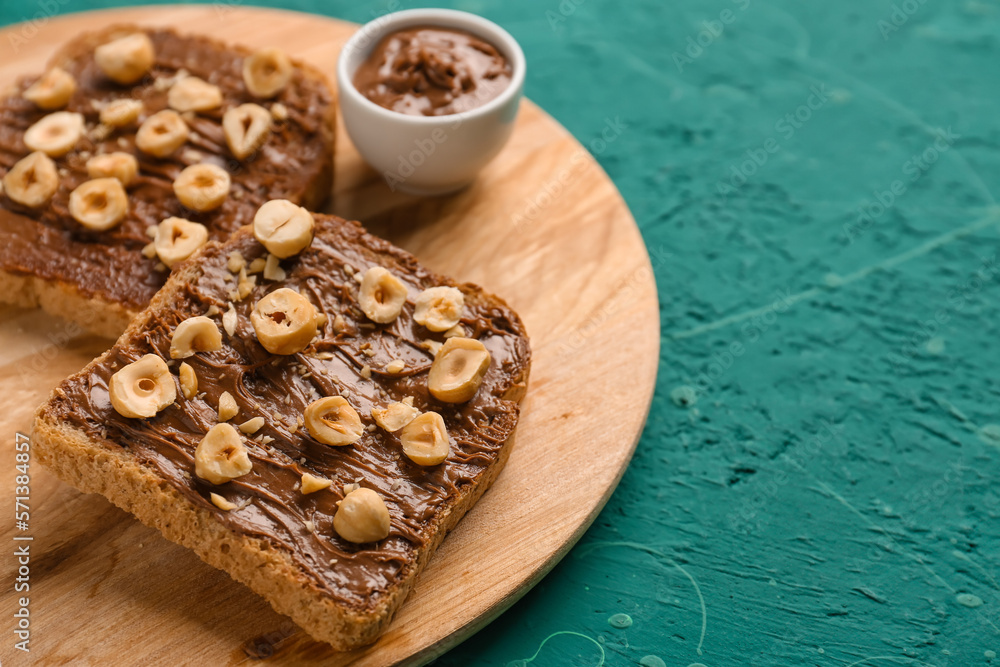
<box><xmin>31</xmin><ymin>209</ymin><xmax>531</xmax><ymax>649</ymax></box>
<box><xmin>0</xmin><ymin>25</ymin><xmax>335</xmax><ymax>338</ymax></box>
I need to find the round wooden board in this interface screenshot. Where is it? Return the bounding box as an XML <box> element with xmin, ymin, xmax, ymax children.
<box><xmin>0</xmin><ymin>6</ymin><xmax>659</xmax><ymax>666</ymax></box>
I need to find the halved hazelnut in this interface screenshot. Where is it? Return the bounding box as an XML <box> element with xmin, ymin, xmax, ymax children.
<box><xmin>223</xmin><ymin>103</ymin><xmax>271</xmax><ymax>160</ymax></box>
<box><xmin>413</xmin><ymin>286</ymin><xmax>464</xmax><ymax>332</ymax></box>
<box><xmin>154</xmin><ymin>217</ymin><xmax>208</xmax><ymax>268</ymax></box>
<box><xmin>69</xmin><ymin>178</ymin><xmax>128</xmax><ymax>231</ymax></box>
<box><xmin>86</xmin><ymin>152</ymin><xmax>138</xmax><ymax>186</ymax></box>
<box><xmin>23</xmin><ymin>111</ymin><xmax>84</xmax><ymax>157</ymax></box>
<box><xmin>167</xmin><ymin>76</ymin><xmax>223</xmax><ymax>113</ymax></box>
<box><xmin>173</xmin><ymin>163</ymin><xmax>230</xmax><ymax>212</ymax></box>
<box><xmin>2</xmin><ymin>152</ymin><xmax>58</xmax><ymax>208</ymax></box>
<box><xmin>169</xmin><ymin>315</ymin><xmax>222</xmax><ymax>359</ymax></box>
<box><xmin>304</xmin><ymin>396</ymin><xmax>363</xmax><ymax>446</ymax></box>
<box><xmin>333</xmin><ymin>488</ymin><xmax>390</xmax><ymax>543</ymax></box>
<box><xmin>252</xmin><ymin>199</ymin><xmax>314</xmax><ymax>258</ymax></box>
<box><xmin>428</xmin><ymin>337</ymin><xmax>491</xmax><ymax>403</ymax></box>
<box><xmin>194</xmin><ymin>422</ymin><xmax>252</xmax><ymax>484</ymax></box>
<box><xmin>136</xmin><ymin>110</ymin><xmax>189</xmax><ymax>158</ymax></box>
<box><xmin>94</xmin><ymin>33</ymin><xmax>155</xmax><ymax>85</ymax></box>
<box><xmin>358</xmin><ymin>267</ymin><xmax>407</xmax><ymax>324</ymax></box>
<box><xmin>399</xmin><ymin>411</ymin><xmax>450</xmax><ymax>466</ymax></box>
<box><xmin>238</xmin><ymin>416</ymin><xmax>264</xmax><ymax>434</ymax></box>
<box><xmin>108</xmin><ymin>354</ymin><xmax>176</xmax><ymax>419</ymax></box>
<box><xmin>250</xmin><ymin>288</ymin><xmax>317</xmax><ymax>355</ymax></box>
<box><xmin>242</xmin><ymin>48</ymin><xmax>293</xmax><ymax>98</ymax></box>
<box><xmin>23</xmin><ymin>67</ymin><xmax>76</xmax><ymax>110</ymax></box>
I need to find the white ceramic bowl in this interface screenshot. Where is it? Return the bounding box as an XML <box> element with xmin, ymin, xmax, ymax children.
<box><xmin>337</xmin><ymin>9</ymin><xmax>526</xmax><ymax>196</ymax></box>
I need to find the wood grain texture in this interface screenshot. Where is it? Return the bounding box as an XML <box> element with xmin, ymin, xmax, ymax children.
<box><xmin>0</xmin><ymin>6</ymin><xmax>659</xmax><ymax>666</ymax></box>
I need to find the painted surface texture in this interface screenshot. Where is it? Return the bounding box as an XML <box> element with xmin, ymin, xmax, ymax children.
<box><xmin>2</xmin><ymin>0</ymin><xmax>998</xmax><ymax>665</ymax></box>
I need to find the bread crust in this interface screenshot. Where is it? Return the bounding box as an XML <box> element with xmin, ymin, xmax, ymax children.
<box><xmin>32</xmin><ymin>218</ymin><xmax>530</xmax><ymax>649</ymax></box>
<box><xmin>0</xmin><ymin>25</ymin><xmax>336</xmax><ymax>339</ymax></box>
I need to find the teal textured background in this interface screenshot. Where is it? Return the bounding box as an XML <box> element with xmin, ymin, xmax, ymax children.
<box><xmin>3</xmin><ymin>1</ymin><xmax>1000</xmax><ymax>665</ymax></box>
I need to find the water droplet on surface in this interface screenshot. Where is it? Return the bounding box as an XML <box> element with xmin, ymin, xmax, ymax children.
<box><xmin>640</xmin><ymin>657</ymin><xmax>666</xmax><ymax>667</ymax></box>
<box><xmin>957</xmin><ymin>592</ymin><xmax>984</xmax><ymax>608</ymax></box>
<box><xmin>607</xmin><ymin>612</ymin><xmax>632</xmax><ymax>629</ymax></box>
<box><xmin>670</xmin><ymin>385</ymin><xmax>698</xmax><ymax>408</ymax></box>
<box><xmin>978</xmin><ymin>424</ymin><xmax>1000</xmax><ymax>446</ymax></box>
<box><xmin>985</xmin><ymin>649</ymin><xmax>996</xmax><ymax>659</ymax></box>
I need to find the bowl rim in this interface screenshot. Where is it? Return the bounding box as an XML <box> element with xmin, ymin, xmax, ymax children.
<box><xmin>336</xmin><ymin>8</ymin><xmax>526</xmax><ymax>125</ymax></box>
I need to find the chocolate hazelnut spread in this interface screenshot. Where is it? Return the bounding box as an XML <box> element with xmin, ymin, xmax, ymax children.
<box><xmin>43</xmin><ymin>214</ymin><xmax>531</xmax><ymax>609</ymax></box>
<box><xmin>0</xmin><ymin>28</ymin><xmax>333</xmax><ymax>312</ymax></box>
<box><xmin>353</xmin><ymin>27</ymin><xmax>512</xmax><ymax>116</ymax></box>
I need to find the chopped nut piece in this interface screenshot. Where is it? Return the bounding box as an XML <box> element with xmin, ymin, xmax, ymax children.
<box><xmin>385</xmin><ymin>359</ymin><xmax>405</xmax><ymax>374</ymax></box>
<box><xmin>372</xmin><ymin>401</ymin><xmax>420</xmax><ymax>432</ymax></box>
<box><xmin>227</xmin><ymin>251</ymin><xmax>246</xmax><ymax>274</ymax></box>
<box><xmin>222</xmin><ymin>303</ymin><xmax>238</xmax><ymax>337</ymax></box>
<box><xmin>270</xmin><ymin>102</ymin><xmax>289</xmax><ymax>121</ymax></box>
<box><xmin>239</xmin><ymin>416</ymin><xmax>265</xmax><ymax>434</ymax></box>
<box><xmin>343</xmin><ymin>482</ymin><xmax>360</xmax><ymax>495</ymax></box>
<box><xmin>333</xmin><ymin>314</ymin><xmax>348</xmax><ymax>333</ymax></box>
<box><xmin>247</xmin><ymin>257</ymin><xmax>267</xmax><ymax>274</ymax></box>
<box><xmin>444</xmin><ymin>324</ymin><xmax>466</xmax><ymax>338</ymax></box>
<box><xmin>141</xmin><ymin>242</ymin><xmax>157</xmax><ymax>259</ymax></box>
<box><xmin>217</xmin><ymin>391</ymin><xmax>239</xmax><ymax>422</ymax></box>
<box><xmin>178</xmin><ymin>362</ymin><xmax>198</xmax><ymax>399</ymax></box>
<box><xmin>301</xmin><ymin>472</ymin><xmax>332</xmax><ymax>494</ymax></box>
<box><xmin>263</xmin><ymin>253</ymin><xmax>286</xmax><ymax>281</ymax></box>
<box><xmin>360</xmin><ymin>364</ymin><xmax>372</xmax><ymax>379</ymax></box>
<box><xmin>210</xmin><ymin>492</ymin><xmax>238</xmax><ymax>511</ymax></box>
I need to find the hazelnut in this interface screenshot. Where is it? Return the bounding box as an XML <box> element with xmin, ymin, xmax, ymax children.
<box><xmin>358</xmin><ymin>267</ymin><xmax>407</xmax><ymax>324</ymax></box>
<box><xmin>169</xmin><ymin>316</ymin><xmax>223</xmax><ymax>359</ymax></box>
<box><xmin>399</xmin><ymin>412</ymin><xmax>450</xmax><ymax>466</ymax></box>
<box><xmin>250</xmin><ymin>288</ymin><xmax>318</xmax><ymax>355</ymax></box>
<box><xmin>428</xmin><ymin>337</ymin><xmax>491</xmax><ymax>403</ymax></box>
<box><xmin>194</xmin><ymin>423</ymin><xmax>252</xmax><ymax>484</ymax></box>
<box><xmin>304</xmin><ymin>396</ymin><xmax>363</xmax><ymax>446</ymax></box>
<box><xmin>108</xmin><ymin>354</ymin><xmax>176</xmax><ymax>419</ymax></box>
<box><xmin>333</xmin><ymin>488</ymin><xmax>390</xmax><ymax>543</ymax></box>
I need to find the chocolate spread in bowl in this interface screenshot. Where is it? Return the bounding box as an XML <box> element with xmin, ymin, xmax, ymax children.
<box><xmin>352</xmin><ymin>27</ymin><xmax>512</xmax><ymax>116</ymax></box>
